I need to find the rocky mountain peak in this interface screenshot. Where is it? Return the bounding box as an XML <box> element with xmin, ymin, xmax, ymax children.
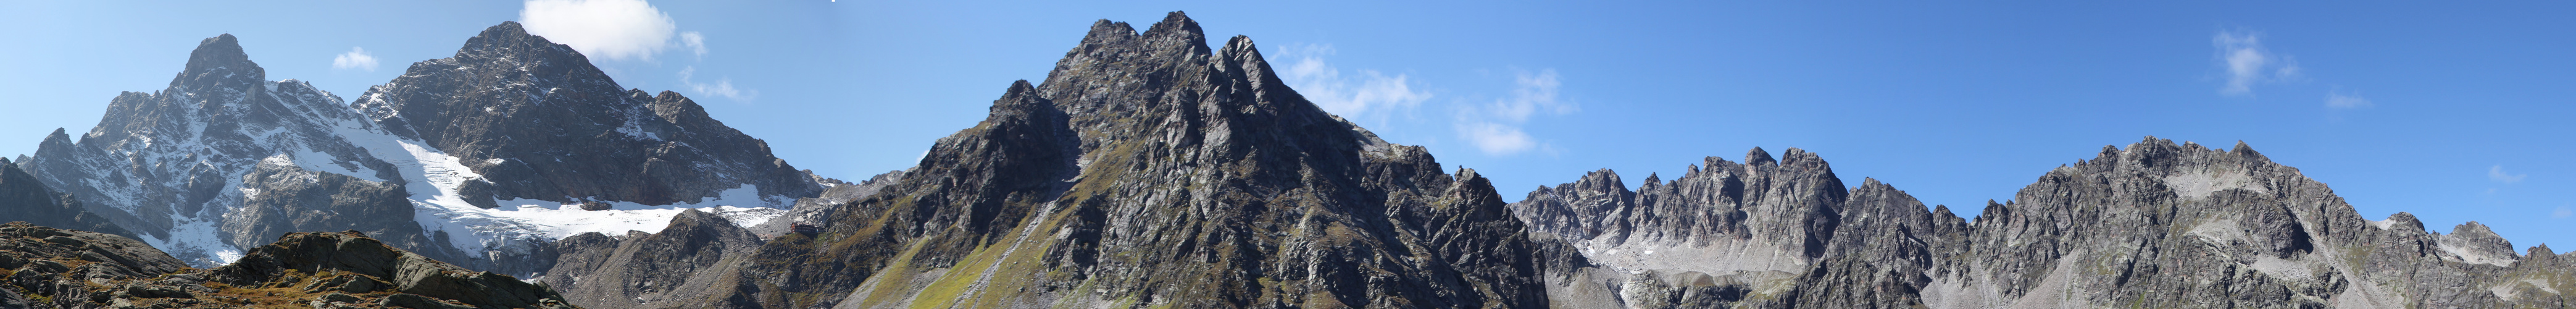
<box><xmin>21</xmin><ymin>33</ymin><xmax>390</xmax><ymax>266</ymax></box>
<box><xmin>454</xmin><ymin>21</ymin><xmax>589</xmax><ymax>66</ymax></box>
<box><xmin>1075</xmin><ymin>11</ymin><xmax>1204</xmax><ymax>51</ymax></box>
<box><xmin>1744</xmin><ymin>146</ymin><xmax>1778</xmax><ymax>166</ymax></box>
<box><xmin>355</xmin><ymin>21</ymin><xmax>819</xmax><ymax>206</ymax></box>
<box><xmin>172</xmin><ymin>33</ymin><xmax>264</xmax><ymax>90</ymax></box>
<box><xmin>2230</xmin><ymin>140</ymin><xmax>2267</xmax><ymax>160</ymax></box>
<box><xmin>676</xmin><ymin>12</ymin><xmax>1541</xmax><ymax>308</ymax></box>
<box><xmin>2440</xmin><ymin>221</ymin><xmax>2520</xmax><ymax>264</ymax></box>
<box><xmin>1519</xmin><ymin>137</ymin><xmax>2576</xmax><ymax>307</ymax></box>
<box><xmin>2383</xmin><ymin>211</ymin><xmax>2428</xmax><ymax>232</ymax></box>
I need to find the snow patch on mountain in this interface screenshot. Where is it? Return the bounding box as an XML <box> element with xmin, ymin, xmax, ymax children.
<box><xmin>328</xmin><ymin>117</ymin><xmax>785</xmax><ymax>260</ymax></box>
<box><xmin>137</xmin><ymin>216</ymin><xmax>242</xmax><ymax>266</ymax></box>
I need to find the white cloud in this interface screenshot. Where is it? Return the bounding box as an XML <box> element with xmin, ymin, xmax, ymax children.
<box><xmin>2214</xmin><ymin>30</ymin><xmax>2299</xmax><ymax>96</ymax></box>
<box><xmin>678</xmin><ymin>66</ymin><xmax>754</xmax><ymax>101</ymax></box>
<box><xmin>680</xmin><ymin>32</ymin><xmax>706</xmax><ymax>57</ymax></box>
<box><xmin>1455</xmin><ymin>70</ymin><xmax>1573</xmax><ymax>156</ymax></box>
<box><xmin>2326</xmin><ymin>89</ymin><xmax>2373</xmax><ymax>108</ymax></box>
<box><xmin>2555</xmin><ymin>205</ymin><xmax>2572</xmax><ymax>219</ymax></box>
<box><xmin>1456</xmin><ymin>122</ymin><xmax>1536</xmax><ymax>156</ymax></box>
<box><xmin>519</xmin><ymin>0</ymin><xmax>679</xmax><ymax>61</ymax></box>
<box><xmin>1277</xmin><ymin>44</ymin><xmax>1432</xmax><ymax>120</ymax></box>
<box><xmin>331</xmin><ymin>47</ymin><xmax>378</xmax><ymax>72</ymax></box>
<box><xmin>1274</xmin><ymin>44</ymin><xmax>1574</xmax><ymax>157</ymax></box>
<box><xmin>1489</xmin><ymin>69</ymin><xmax>1574</xmax><ymax>122</ymax></box>
<box><xmin>2490</xmin><ymin>165</ymin><xmax>2527</xmax><ymax>183</ymax></box>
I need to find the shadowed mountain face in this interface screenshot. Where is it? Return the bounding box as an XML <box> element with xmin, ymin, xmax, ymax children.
<box><xmin>0</xmin><ymin>158</ymin><xmax>133</xmax><ymax>240</ymax></box>
<box><xmin>1515</xmin><ymin>137</ymin><xmax>2576</xmax><ymax>308</ymax></box>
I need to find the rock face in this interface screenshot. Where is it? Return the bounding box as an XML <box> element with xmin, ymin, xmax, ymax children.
<box><xmin>565</xmin><ymin>12</ymin><xmax>1541</xmax><ymax>309</ymax></box>
<box><xmin>1513</xmin><ymin>137</ymin><xmax>2576</xmax><ymax>308</ymax></box>
<box><xmin>746</xmin><ymin>169</ymin><xmax>907</xmax><ymax>237</ymax></box>
<box><xmin>213</xmin><ymin>230</ymin><xmax>578</xmax><ymax>308</ymax></box>
<box><xmin>539</xmin><ymin>209</ymin><xmax>765</xmax><ymax>307</ymax></box>
<box><xmin>0</xmin><ymin>221</ymin><xmax>577</xmax><ymax>308</ymax></box>
<box><xmin>0</xmin><ymin>158</ymin><xmax>133</xmax><ymax>240</ymax></box>
<box><xmin>21</xmin><ymin>24</ymin><xmax>817</xmax><ymax>274</ymax></box>
<box><xmin>18</xmin><ymin>33</ymin><xmax>456</xmax><ymax>266</ymax></box>
<box><xmin>352</xmin><ymin>21</ymin><xmax>821</xmax><ymax>208</ymax></box>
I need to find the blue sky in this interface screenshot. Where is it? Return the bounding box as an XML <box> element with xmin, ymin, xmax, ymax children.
<box><xmin>2</xmin><ymin>1</ymin><xmax>2569</xmax><ymax>253</ymax></box>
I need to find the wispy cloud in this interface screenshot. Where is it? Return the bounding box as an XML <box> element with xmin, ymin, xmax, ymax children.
<box><xmin>519</xmin><ymin>0</ymin><xmax>679</xmax><ymax>61</ymax></box>
<box><xmin>2326</xmin><ymin>88</ymin><xmax>2373</xmax><ymax>109</ymax></box>
<box><xmin>330</xmin><ymin>47</ymin><xmax>378</xmax><ymax>72</ymax></box>
<box><xmin>1277</xmin><ymin>44</ymin><xmax>1432</xmax><ymax>121</ymax></box>
<box><xmin>1455</xmin><ymin>69</ymin><xmax>1572</xmax><ymax>156</ymax></box>
<box><xmin>1456</xmin><ymin>122</ymin><xmax>1536</xmax><ymax>155</ymax></box>
<box><xmin>2490</xmin><ymin>165</ymin><xmax>2527</xmax><ymax>183</ymax></box>
<box><xmin>678</xmin><ymin>66</ymin><xmax>754</xmax><ymax>101</ymax></box>
<box><xmin>680</xmin><ymin>32</ymin><xmax>706</xmax><ymax>58</ymax></box>
<box><xmin>2555</xmin><ymin>205</ymin><xmax>2572</xmax><ymax>219</ymax></box>
<box><xmin>2213</xmin><ymin>30</ymin><xmax>2299</xmax><ymax>96</ymax></box>
<box><xmin>1276</xmin><ymin>44</ymin><xmax>1574</xmax><ymax>156</ymax></box>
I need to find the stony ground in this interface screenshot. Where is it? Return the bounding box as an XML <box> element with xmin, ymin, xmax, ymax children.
<box><xmin>0</xmin><ymin>222</ymin><xmax>577</xmax><ymax>308</ymax></box>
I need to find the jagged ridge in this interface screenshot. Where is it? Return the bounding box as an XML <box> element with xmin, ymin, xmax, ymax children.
<box><xmin>1514</xmin><ymin>137</ymin><xmax>2576</xmax><ymax>308</ymax></box>
<box><xmin>549</xmin><ymin>12</ymin><xmax>1544</xmax><ymax>309</ymax></box>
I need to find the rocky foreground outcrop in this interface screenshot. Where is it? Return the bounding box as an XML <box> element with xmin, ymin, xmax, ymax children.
<box><xmin>1515</xmin><ymin>137</ymin><xmax>2576</xmax><ymax>308</ymax></box>
<box><xmin>0</xmin><ymin>222</ymin><xmax>576</xmax><ymax>308</ymax></box>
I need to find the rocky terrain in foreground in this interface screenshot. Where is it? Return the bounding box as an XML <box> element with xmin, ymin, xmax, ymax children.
<box><xmin>0</xmin><ymin>221</ymin><xmax>575</xmax><ymax>308</ymax></box>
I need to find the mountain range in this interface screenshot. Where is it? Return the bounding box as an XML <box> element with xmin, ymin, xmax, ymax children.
<box><xmin>2</xmin><ymin>11</ymin><xmax>2568</xmax><ymax>308</ymax></box>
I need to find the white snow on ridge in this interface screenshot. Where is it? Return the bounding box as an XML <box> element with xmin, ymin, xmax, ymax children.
<box><xmin>290</xmin><ymin>146</ymin><xmax>385</xmax><ymax>183</ymax></box>
<box><xmin>2438</xmin><ymin>242</ymin><xmax>2516</xmax><ymax>267</ymax></box>
<box><xmin>329</xmin><ymin>118</ymin><xmax>785</xmax><ymax>261</ymax></box>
